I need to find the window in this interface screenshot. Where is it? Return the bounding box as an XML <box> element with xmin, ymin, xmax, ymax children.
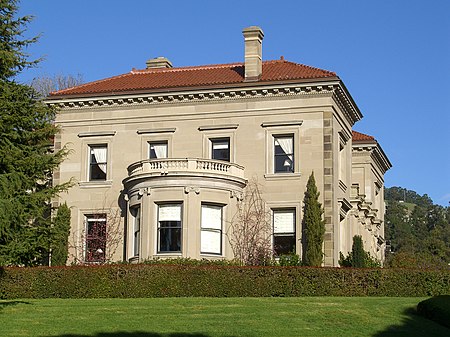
<box><xmin>273</xmin><ymin>209</ymin><xmax>296</xmax><ymax>256</ymax></box>
<box><xmin>211</xmin><ymin>138</ymin><xmax>230</xmax><ymax>162</ymax></box>
<box><xmin>274</xmin><ymin>135</ymin><xmax>294</xmax><ymax>173</ymax></box>
<box><xmin>85</xmin><ymin>214</ymin><xmax>107</xmax><ymax>262</ymax></box>
<box><xmin>149</xmin><ymin>141</ymin><xmax>168</xmax><ymax>159</ymax></box>
<box><xmin>201</xmin><ymin>204</ymin><xmax>222</xmax><ymax>255</ymax></box>
<box><xmin>158</xmin><ymin>204</ymin><xmax>182</xmax><ymax>253</ymax></box>
<box><xmin>131</xmin><ymin>206</ymin><xmax>141</xmax><ymax>257</ymax></box>
<box><xmin>89</xmin><ymin>144</ymin><xmax>107</xmax><ymax>181</ymax></box>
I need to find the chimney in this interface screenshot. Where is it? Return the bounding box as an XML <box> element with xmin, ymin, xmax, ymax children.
<box><xmin>242</xmin><ymin>26</ymin><xmax>264</xmax><ymax>81</ymax></box>
<box><xmin>146</xmin><ymin>57</ymin><xmax>173</xmax><ymax>69</ymax></box>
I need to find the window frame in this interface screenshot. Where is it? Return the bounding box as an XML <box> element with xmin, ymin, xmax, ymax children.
<box><xmin>131</xmin><ymin>206</ymin><xmax>141</xmax><ymax>257</ymax></box>
<box><xmin>210</xmin><ymin>137</ymin><xmax>230</xmax><ymax>162</ymax></box>
<box><xmin>84</xmin><ymin>213</ymin><xmax>107</xmax><ymax>263</ymax></box>
<box><xmin>272</xmin><ymin>208</ymin><xmax>296</xmax><ymax>256</ymax></box>
<box><xmin>200</xmin><ymin>203</ymin><xmax>223</xmax><ymax>255</ymax></box>
<box><xmin>157</xmin><ymin>203</ymin><xmax>183</xmax><ymax>254</ymax></box>
<box><xmin>148</xmin><ymin>141</ymin><xmax>168</xmax><ymax>159</ymax></box>
<box><xmin>88</xmin><ymin>144</ymin><xmax>108</xmax><ymax>181</ymax></box>
<box><xmin>273</xmin><ymin>134</ymin><xmax>294</xmax><ymax>173</ymax></box>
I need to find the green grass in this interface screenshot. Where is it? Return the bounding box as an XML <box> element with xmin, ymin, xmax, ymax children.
<box><xmin>1</xmin><ymin>297</ymin><xmax>448</xmax><ymax>337</ymax></box>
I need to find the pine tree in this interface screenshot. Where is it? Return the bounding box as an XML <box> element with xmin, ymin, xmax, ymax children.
<box><xmin>351</xmin><ymin>235</ymin><xmax>365</xmax><ymax>268</ymax></box>
<box><xmin>0</xmin><ymin>1</ymin><xmax>70</xmax><ymax>266</ymax></box>
<box><xmin>302</xmin><ymin>172</ymin><xmax>325</xmax><ymax>266</ymax></box>
<box><xmin>50</xmin><ymin>203</ymin><xmax>71</xmax><ymax>266</ymax></box>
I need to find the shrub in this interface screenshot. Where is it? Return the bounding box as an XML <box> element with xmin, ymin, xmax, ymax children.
<box><xmin>1</xmin><ymin>264</ymin><xmax>449</xmax><ymax>299</ymax></box>
<box><xmin>417</xmin><ymin>295</ymin><xmax>450</xmax><ymax>329</ymax></box>
<box><xmin>339</xmin><ymin>236</ymin><xmax>381</xmax><ymax>268</ymax></box>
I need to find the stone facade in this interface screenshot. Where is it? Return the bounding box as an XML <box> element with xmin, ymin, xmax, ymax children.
<box><xmin>48</xmin><ymin>26</ymin><xmax>391</xmax><ymax>266</ymax></box>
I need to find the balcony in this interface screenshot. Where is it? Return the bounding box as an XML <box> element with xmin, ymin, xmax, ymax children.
<box><xmin>123</xmin><ymin>158</ymin><xmax>246</xmax><ymax>191</ymax></box>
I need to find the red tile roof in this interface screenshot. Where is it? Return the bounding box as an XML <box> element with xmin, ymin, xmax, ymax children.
<box><xmin>352</xmin><ymin>131</ymin><xmax>376</xmax><ymax>143</ymax></box>
<box><xmin>49</xmin><ymin>59</ymin><xmax>337</xmax><ymax>97</ymax></box>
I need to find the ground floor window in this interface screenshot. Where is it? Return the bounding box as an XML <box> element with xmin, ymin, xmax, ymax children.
<box><xmin>158</xmin><ymin>204</ymin><xmax>182</xmax><ymax>253</ymax></box>
<box><xmin>201</xmin><ymin>204</ymin><xmax>222</xmax><ymax>255</ymax></box>
<box><xmin>273</xmin><ymin>209</ymin><xmax>296</xmax><ymax>256</ymax></box>
<box><xmin>85</xmin><ymin>214</ymin><xmax>107</xmax><ymax>262</ymax></box>
<box><xmin>131</xmin><ymin>206</ymin><xmax>141</xmax><ymax>257</ymax></box>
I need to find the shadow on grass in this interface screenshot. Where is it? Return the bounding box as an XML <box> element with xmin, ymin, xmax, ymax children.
<box><xmin>372</xmin><ymin>307</ymin><xmax>450</xmax><ymax>337</ymax></box>
<box><xmin>0</xmin><ymin>300</ymin><xmax>32</xmax><ymax>311</ymax></box>
<box><xmin>43</xmin><ymin>333</ymin><xmax>235</xmax><ymax>337</ymax></box>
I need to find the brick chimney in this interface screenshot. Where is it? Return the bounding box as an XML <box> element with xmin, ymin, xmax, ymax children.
<box><xmin>146</xmin><ymin>57</ymin><xmax>173</xmax><ymax>69</ymax></box>
<box><xmin>242</xmin><ymin>26</ymin><xmax>264</xmax><ymax>81</ymax></box>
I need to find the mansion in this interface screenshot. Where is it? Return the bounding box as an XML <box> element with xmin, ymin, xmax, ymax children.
<box><xmin>48</xmin><ymin>26</ymin><xmax>391</xmax><ymax>266</ymax></box>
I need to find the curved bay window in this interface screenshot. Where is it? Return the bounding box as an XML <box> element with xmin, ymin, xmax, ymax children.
<box><xmin>157</xmin><ymin>204</ymin><xmax>182</xmax><ymax>253</ymax></box>
<box><xmin>201</xmin><ymin>204</ymin><xmax>222</xmax><ymax>255</ymax></box>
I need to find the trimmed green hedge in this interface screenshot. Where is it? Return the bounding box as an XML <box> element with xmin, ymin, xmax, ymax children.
<box><xmin>1</xmin><ymin>265</ymin><xmax>449</xmax><ymax>299</ymax></box>
<box><xmin>417</xmin><ymin>295</ymin><xmax>450</xmax><ymax>329</ymax></box>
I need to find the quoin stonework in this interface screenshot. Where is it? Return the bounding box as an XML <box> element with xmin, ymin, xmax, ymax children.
<box><xmin>48</xmin><ymin>26</ymin><xmax>391</xmax><ymax>266</ymax></box>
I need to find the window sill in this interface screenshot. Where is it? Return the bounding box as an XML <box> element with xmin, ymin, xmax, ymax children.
<box><xmin>79</xmin><ymin>180</ymin><xmax>113</xmax><ymax>188</ymax></box>
<box><xmin>264</xmin><ymin>173</ymin><xmax>302</xmax><ymax>181</ymax></box>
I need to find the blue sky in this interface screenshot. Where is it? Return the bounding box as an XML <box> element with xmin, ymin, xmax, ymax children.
<box><xmin>16</xmin><ymin>0</ymin><xmax>450</xmax><ymax>206</ymax></box>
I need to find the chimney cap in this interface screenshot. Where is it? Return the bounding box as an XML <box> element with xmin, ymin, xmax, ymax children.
<box><xmin>146</xmin><ymin>57</ymin><xmax>173</xmax><ymax>69</ymax></box>
<box><xmin>242</xmin><ymin>26</ymin><xmax>264</xmax><ymax>39</ymax></box>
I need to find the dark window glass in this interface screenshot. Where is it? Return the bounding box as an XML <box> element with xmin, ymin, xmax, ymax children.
<box><xmin>273</xmin><ymin>209</ymin><xmax>295</xmax><ymax>256</ymax></box>
<box><xmin>149</xmin><ymin>142</ymin><xmax>168</xmax><ymax>159</ymax></box>
<box><xmin>89</xmin><ymin>145</ymin><xmax>107</xmax><ymax>181</ymax></box>
<box><xmin>85</xmin><ymin>214</ymin><xmax>107</xmax><ymax>262</ymax></box>
<box><xmin>211</xmin><ymin>138</ymin><xmax>230</xmax><ymax>162</ymax></box>
<box><xmin>274</xmin><ymin>136</ymin><xmax>294</xmax><ymax>173</ymax></box>
<box><xmin>158</xmin><ymin>204</ymin><xmax>182</xmax><ymax>253</ymax></box>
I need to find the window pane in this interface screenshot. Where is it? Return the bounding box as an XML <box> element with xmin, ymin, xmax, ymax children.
<box><xmin>274</xmin><ymin>210</ymin><xmax>295</xmax><ymax>233</ymax></box>
<box><xmin>159</xmin><ymin>226</ymin><xmax>181</xmax><ymax>252</ymax></box>
<box><xmin>274</xmin><ymin>136</ymin><xmax>294</xmax><ymax>173</ymax></box>
<box><xmin>132</xmin><ymin>207</ymin><xmax>140</xmax><ymax>257</ymax></box>
<box><xmin>211</xmin><ymin>138</ymin><xmax>230</xmax><ymax>162</ymax></box>
<box><xmin>89</xmin><ymin>145</ymin><xmax>107</xmax><ymax>181</ymax></box>
<box><xmin>201</xmin><ymin>205</ymin><xmax>221</xmax><ymax>230</ymax></box>
<box><xmin>85</xmin><ymin>215</ymin><xmax>107</xmax><ymax>262</ymax></box>
<box><xmin>149</xmin><ymin>142</ymin><xmax>168</xmax><ymax>159</ymax></box>
<box><xmin>201</xmin><ymin>230</ymin><xmax>221</xmax><ymax>254</ymax></box>
<box><xmin>274</xmin><ymin>235</ymin><xmax>296</xmax><ymax>255</ymax></box>
<box><xmin>159</xmin><ymin>205</ymin><xmax>181</xmax><ymax>221</ymax></box>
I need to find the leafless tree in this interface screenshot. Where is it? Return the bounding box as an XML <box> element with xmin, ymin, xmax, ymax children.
<box><xmin>69</xmin><ymin>205</ymin><xmax>123</xmax><ymax>265</ymax></box>
<box><xmin>227</xmin><ymin>178</ymin><xmax>273</xmax><ymax>265</ymax></box>
<box><xmin>30</xmin><ymin>73</ymin><xmax>84</xmax><ymax>98</ymax></box>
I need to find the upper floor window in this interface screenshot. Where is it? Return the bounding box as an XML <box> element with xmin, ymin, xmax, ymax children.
<box><xmin>274</xmin><ymin>135</ymin><xmax>294</xmax><ymax>173</ymax></box>
<box><xmin>149</xmin><ymin>141</ymin><xmax>168</xmax><ymax>159</ymax></box>
<box><xmin>157</xmin><ymin>204</ymin><xmax>182</xmax><ymax>253</ymax></box>
<box><xmin>273</xmin><ymin>209</ymin><xmax>296</xmax><ymax>256</ymax></box>
<box><xmin>211</xmin><ymin>138</ymin><xmax>230</xmax><ymax>162</ymax></box>
<box><xmin>201</xmin><ymin>204</ymin><xmax>222</xmax><ymax>255</ymax></box>
<box><xmin>89</xmin><ymin>144</ymin><xmax>107</xmax><ymax>181</ymax></box>
<box><xmin>85</xmin><ymin>214</ymin><xmax>107</xmax><ymax>263</ymax></box>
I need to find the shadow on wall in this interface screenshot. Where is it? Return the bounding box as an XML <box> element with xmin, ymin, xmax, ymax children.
<box><xmin>41</xmin><ymin>333</ymin><xmax>237</xmax><ymax>337</ymax></box>
<box><xmin>371</xmin><ymin>307</ymin><xmax>450</xmax><ymax>337</ymax></box>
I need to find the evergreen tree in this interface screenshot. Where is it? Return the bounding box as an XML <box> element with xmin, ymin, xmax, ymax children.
<box><xmin>0</xmin><ymin>1</ymin><xmax>70</xmax><ymax>266</ymax></box>
<box><xmin>351</xmin><ymin>235</ymin><xmax>365</xmax><ymax>268</ymax></box>
<box><xmin>302</xmin><ymin>172</ymin><xmax>325</xmax><ymax>266</ymax></box>
<box><xmin>50</xmin><ymin>203</ymin><xmax>71</xmax><ymax>266</ymax></box>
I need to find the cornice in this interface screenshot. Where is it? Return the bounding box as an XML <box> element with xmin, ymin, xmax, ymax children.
<box><xmin>352</xmin><ymin>143</ymin><xmax>392</xmax><ymax>174</ymax></box>
<box><xmin>45</xmin><ymin>81</ymin><xmax>361</xmax><ymax>125</ymax></box>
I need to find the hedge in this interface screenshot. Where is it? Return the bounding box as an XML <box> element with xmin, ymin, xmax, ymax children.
<box><xmin>0</xmin><ymin>264</ymin><xmax>449</xmax><ymax>299</ymax></box>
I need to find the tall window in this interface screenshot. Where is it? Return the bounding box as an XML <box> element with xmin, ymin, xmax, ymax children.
<box><xmin>158</xmin><ymin>204</ymin><xmax>182</xmax><ymax>253</ymax></box>
<box><xmin>201</xmin><ymin>204</ymin><xmax>222</xmax><ymax>255</ymax></box>
<box><xmin>274</xmin><ymin>135</ymin><xmax>294</xmax><ymax>173</ymax></box>
<box><xmin>149</xmin><ymin>141</ymin><xmax>168</xmax><ymax>159</ymax></box>
<box><xmin>89</xmin><ymin>144</ymin><xmax>107</xmax><ymax>181</ymax></box>
<box><xmin>85</xmin><ymin>214</ymin><xmax>107</xmax><ymax>262</ymax></box>
<box><xmin>273</xmin><ymin>209</ymin><xmax>296</xmax><ymax>256</ymax></box>
<box><xmin>211</xmin><ymin>138</ymin><xmax>230</xmax><ymax>162</ymax></box>
<box><xmin>131</xmin><ymin>206</ymin><xmax>141</xmax><ymax>257</ymax></box>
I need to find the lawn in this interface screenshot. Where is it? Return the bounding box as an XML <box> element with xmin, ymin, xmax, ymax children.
<box><xmin>0</xmin><ymin>297</ymin><xmax>448</xmax><ymax>337</ymax></box>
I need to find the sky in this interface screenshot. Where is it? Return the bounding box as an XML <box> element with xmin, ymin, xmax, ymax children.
<box><xmin>16</xmin><ymin>0</ymin><xmax>450</xmax><ymax>206</ymax></box>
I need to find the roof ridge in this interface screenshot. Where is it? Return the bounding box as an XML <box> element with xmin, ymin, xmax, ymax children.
<box><xmin>132</xmin><ymin>62</ymin><xmax>244</xmax><ymax>74</ymax></box>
